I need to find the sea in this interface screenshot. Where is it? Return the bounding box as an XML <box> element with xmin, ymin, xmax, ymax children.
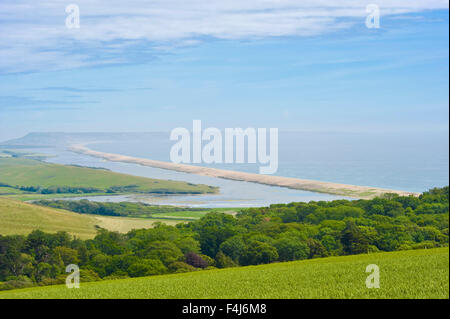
<box><xmin>3</xmin><ymin>131</ymin><xmax>448</xmax><ymax>207</ymax></box>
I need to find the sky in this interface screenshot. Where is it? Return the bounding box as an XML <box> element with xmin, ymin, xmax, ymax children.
<box><xmin>0</xmin><ymin>0</ymin><xmax>448</xmax><ymax>141</ymax></box>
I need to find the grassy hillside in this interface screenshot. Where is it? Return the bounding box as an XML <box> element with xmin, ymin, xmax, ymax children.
<box><xmin>0</xmin><ymin>198</ymin><xmax>176</xmax><ymax>238</ymax></box>
<box><xmin>0</xmin><ymin>248</ymin><xmax>447</xmax><ymax>299</ymax></box>
<box><xmin>0</xmin><ymin>197</ymin><xmax>99</xmax><ymax>239</ymax></box>
<box><xmin>0</xmin><ymin>157</ymin><xmax>217</xmax><ymax>197</ymax></box>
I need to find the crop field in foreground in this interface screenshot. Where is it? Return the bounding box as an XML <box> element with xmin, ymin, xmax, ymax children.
<box><xmin>1</xmin><ymin>248</ymin><xmax>447</xmax><ymax>299</ymax></box>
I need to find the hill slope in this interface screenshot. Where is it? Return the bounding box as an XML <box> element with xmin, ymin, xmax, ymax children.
<box><xmin>0</xmin><ymin>157</ymin><xmax>217</xmax><ymax>198</ymax></box>
<box><xmin>0</xmin><ymin>198</ymin><xmax>169</xmax><ymax>238</ymax></box>
<box><xmin>0</xmin><ymin>197</ymin><xmax>99</xmax><ymax>239</ymax></box>
<box><xmin>1</xmin><ymin>248</ymin><xmax>447</xmax><ymax>299</ymax></box>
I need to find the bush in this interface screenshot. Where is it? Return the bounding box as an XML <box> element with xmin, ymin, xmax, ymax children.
<box><xmin>185</xmin><ymin>252</ymin><xmax>209</xmax><ymax>269</ymax></box>
<box><xmin>80</xmin><ymin>269</ymin><xmax>101</xmax><ymax>283</ymax></box>
<box><xmin>215</xmin><ymin>252</ymin><xmax>238</xmax><ymax>268</ymax></box>
<box><xmin>168</xmin><ymin>262</ymin><xmax>197</xmax><ymax>273</ymax></box>
<box><xmin>127</xmin><ymin>259</ymin><xmax>167</xmax><ymax>277</ymax></box>
<box><xmin>0</xmin><ymin>276</ymin><xmax>34</xmax><ymax>291</ymax></box>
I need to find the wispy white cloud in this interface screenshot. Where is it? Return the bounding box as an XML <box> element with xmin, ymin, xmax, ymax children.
<box><xmin>0</xmin><ymin>95</ymin><xmax>96</xmax><ymax>110</ymax></box>
<box><xmin>0</xmin><ymin>0</ymin><xmax>448</xmax><ymax>73</ymax></box>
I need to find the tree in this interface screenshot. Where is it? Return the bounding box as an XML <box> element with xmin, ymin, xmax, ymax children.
<box><xmin>127</xmin><ymin>259</ymin><xmax>167</xmax><ymax>277</ymax></box>
<box><xmin>185</xmin><ymin>252</ymin><xmax>209</xmax><ymax>269</ymax></box>
<box><xmin>174</xmin><ymin>237</ymin><xmax>201</xmax><ymax>254</ymax></box>
<box><xmin>34</xmin><ymin>262</ymin><xmax>53</xmax><ymax>281</ymax></box>
<box><xmin>219</xmin><ymin>236</ymin><xmax>246</xmax><ymax>262</ymax></box>
<box><xmin>0</xmin><ymin>235</ymin><xmax>29</xmax><ymax>280</ymax></box>
<box><xmin>54</xmin><ymin>246</ymin><xmax>80</xmax><ymax>265</ymax></box>
<box><xmin>88</xmin><ymin>253</ymin><xmax>112</xmax><ymax>277</ymax></box>
<box><xmin>341</xmin><ymin>221</ymin><xmax>369</xmax><ymax>255</ymax></box>
<box><xmin>274</xmin><ymin>237</ymin><xmax>309</xmax><ymax>261</ymax></box>
<box><xmin>306</xmin><ymin>238</ymin><xmax>328</xmax><ymax>259</ymax></box>
<box><xmin>143</xmin><ymin>241</ymin><xmax>183</xmax><ymax>266</ymax></box>
<box><xmin>215</xmin><ymin>251</ymin><xmax>238</xmax><ymax>268</ymax></box>
<box><xmin>240</xmin><ymin>241</ymin><xmax>278</xmax><ymax>266</ymax></box>
<box><xmin>190</xmin><ymin>213</ymin><xmax>238</xmax><ymax>257</ymax></box>
<box><xmin>93</xmin><ymin>230</ymin><xmax>128</xmax><ymax>256</ymax></box>
<box><xmin>321</xmin><ymin>234</ymin><xmax>341</xmax><ymax>254</ymax></box>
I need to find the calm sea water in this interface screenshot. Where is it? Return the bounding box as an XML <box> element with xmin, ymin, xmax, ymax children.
<box><xmin>20</xmin><ymin>131</ymin><xmax>448</xmax><ymax>207</ymax></box>
<box><xmin>42</xmin><ymin>148</ymin><xmax>347</xmax><ymax>207</ymax></box>
<box><xmin>87</xmin><ymin>131</ymin><xmax>449</xmax><ymax>193</ymax></box>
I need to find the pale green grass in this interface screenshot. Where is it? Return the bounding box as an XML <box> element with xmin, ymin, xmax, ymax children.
<box><xmin>1</xmin><ymin>248</ymin><xmax>447</xmax><ymax>299</ymax></box>
<box><xmin>0</xmin><ymin>186</ymin><xmax>25</xmax><ymax>195</ymax></box>
<box><xmin>0</xmin><ymin>157</ymin><xmax>217</xmax><ymax>195</ymax></box>
<box><xmin>0</xmin><ymin>198</ymin><xmax>179</xmax><ymax>238</ymax></box>
<box><xmin>150</xmin><ymin>208</ymin><xmax>237</xmax><ymax>219</ymax></box>
<box><xmin>0</xmin><ymin>197</ymin><xmax>99</xmax><ymax>239</ymax></box>
<box><xmin>95</xmin><ymin>215</ymin><xmax>183</xmax><ymax>232</ymax></box>
<box><xmin>6</xmin><ymin>193</ymin><xmax>128</xmax><ymax>202</ymax></box>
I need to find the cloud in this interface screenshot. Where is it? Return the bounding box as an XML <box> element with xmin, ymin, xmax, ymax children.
<box><xmin>31</xmin><ymin>86</ymin><xmax>153</xmax><ymax>93</ymax></box>
<box><xmin>37</xmin><ymin>87</ymin><xmax>121</xmax><ymax>93</ymax></box>
<box><xmin>0</xmin><ymin>0</ymin><xmax>448</xmax><ymax>73</ymax></box>
<box><xmin>0</xmin><ymin>95</ymin><xmax>97</xmax><ymax>110</ymax></box>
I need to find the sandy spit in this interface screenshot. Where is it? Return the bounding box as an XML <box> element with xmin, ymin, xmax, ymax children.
<box><xmin>69</xmin><ymin>144</ymin><xmax>420</xmax><ymax>200</ymax></box>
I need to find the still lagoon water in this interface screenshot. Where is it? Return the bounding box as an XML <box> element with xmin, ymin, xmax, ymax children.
<box><xmin>22</xmin><ymin>130</ymin><xmax>449</xmax><ymax>207</ymax></box>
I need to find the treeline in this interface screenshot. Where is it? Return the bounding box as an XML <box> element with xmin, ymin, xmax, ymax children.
<box><xmin>0</xmin><ymin>182</ymin><xmax>102</xmax><ymax>194</ymax></box>
<box><xmin>34</xmin><ymin>200</ymin><xmax>208</xmax><ymax>218</ymax></box>
<box><xmin>0</xmin><ymin>187</ymin><xmax>448</xmax><ymax>291</ymax></box>
<box><xmin>0</xmin><ymin>182</ymin><xmax>209</xmax><ymax>195</ymax></box>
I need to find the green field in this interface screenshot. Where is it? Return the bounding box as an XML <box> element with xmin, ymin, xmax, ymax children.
<box><xmin>0</xmin><ymin>248</ymin><xmax>447</xmax><ymax>299</ymax></box>
<box><xmin>0</xmin><ymin>198</ymin><xmax>180</xmax><ymax>238</ymax></box>
<box><xmin>0</xmin><ymin>197</ymin><xmax>238</xmax><ymax>239</ymax></box>
<box><xmin>0</xmin><ymin>157</ymin><xmax>217</xmax><ymax>197</ymax></box>
<box><xmin>0</xmin><ymin>197</ymin><xmax>99</xmax><ymax>239</ymax></box>
<box><xmin>0</xmin><ymin>186</ymin><xmax>24</xmax><ymax>195</ymax></box>
<box><xmin>149</xmin><ymin>208</ymin><xmax>237</xmax><ymax>220</ymax></box>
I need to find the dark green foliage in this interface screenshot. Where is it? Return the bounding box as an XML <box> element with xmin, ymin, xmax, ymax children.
<box><xmin>168</xmin><ymin>261</ymin><xmax>196</xmax><ymax>273</ymax></box>
<box><xmin>215</xmin><ymin>251</ymin><xmax>238</xmax><ymax>268</ymax></box>
<box><xmin>240</xmin><ymin>240</ymin><xmax>279</xmax><ymax>266</ymax></box>
<box><xmin>0</xmin><ymin>187</ymin><xmax>448</xmax><ymax>291</ymax></box>
<box><xmin>274</xmin><ymin>237</ymin><xmax>309</xmax><ymax>261</ymax></box>
<box><xmin>341</xmin><ymin>221</ymin><xmax>370</xmax><ymax>254</ymax></box>
<box><xmin>127</xmin><ymin>259</ymin><xmax>167</xmax><ymax>277</ymax></box>
<box><xmin>188</xmin><ymin>212</ymin><xmax>238</xmax><ymax>257</ymax></box>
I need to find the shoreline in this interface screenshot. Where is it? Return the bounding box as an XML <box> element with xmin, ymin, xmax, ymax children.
<box><xmin>69</xmin><ymin>144</ymin><xmax>420</xmax><ymax>199</ymax></box>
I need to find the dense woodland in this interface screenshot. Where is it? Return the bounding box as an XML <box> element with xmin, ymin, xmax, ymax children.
<box><xmin>0</xmin><ymin>187</ymin><xmax>448</xmax><ymax>291</ymax></box>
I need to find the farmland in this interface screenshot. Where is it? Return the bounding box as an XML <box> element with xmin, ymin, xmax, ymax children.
<box><xmin>0</xmin><ymin>248</ymin><xmax>447</xmax><ymax>299</ymax></box>
<box><xmin>0</xmin><ymin>157</ymin><xmax>218</xmax><ymax>199</ymax></box>
<box><xmin>32</xmin><ymin>199</ymin><xmax>237</xmax><ymax>221</ymax></box>
<box><xmin>0</xmin><ymin>197</ymin><xmax>179</xmax><ymax>238</ymax></box>
<box><xmin>0</xmin><ymin>197</ymin><xmax>236</xmax><ymax>239</ymax></box>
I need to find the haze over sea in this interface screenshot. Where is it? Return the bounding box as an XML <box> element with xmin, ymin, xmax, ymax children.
<box><xmin>85</xmin><ymin>130</ymin><xmax>449</xmax><ymax>193</ymax></box>
<box><xmin>2</xmin><ymin>130</ymin><xmax>448</xmax><ymax>207</ymax></box>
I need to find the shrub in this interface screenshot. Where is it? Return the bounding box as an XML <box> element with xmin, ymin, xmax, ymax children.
<box><xmin>127</xmin><ymin>259</ymin><xmax>167</xmax><ymax>277</ymax></box>
<box><xmin>168</xmin><ymin>262</ymin><xmax>197</xmax><ymax>273</ymax></box>
<box><xmin>185</xmin><ymin>252</ymin><xmax>209</xmax><ymax>269</ymax></box>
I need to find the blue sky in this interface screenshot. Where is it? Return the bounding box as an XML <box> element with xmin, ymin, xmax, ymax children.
<box><xmin>0</xmin><ymin>1</ymin><xmax>448</xmax><ymax>141</ymax></box>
